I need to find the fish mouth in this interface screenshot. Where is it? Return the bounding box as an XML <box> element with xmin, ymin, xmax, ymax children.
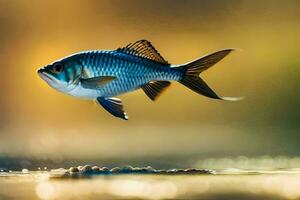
<box><xmin>37</xmin><ymin>68</ymin><xmax>55</xmax><ymax>83</ymax></box>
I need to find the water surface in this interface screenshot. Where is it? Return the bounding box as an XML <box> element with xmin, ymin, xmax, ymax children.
<box><xmin>1</xmin><ymin>168</ymin><xmax>300</xmax><ymax>200</ymax></box>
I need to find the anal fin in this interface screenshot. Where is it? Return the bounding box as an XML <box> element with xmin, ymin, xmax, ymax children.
<box><xmin>142</xmin><ymin>81</ymin><xmax>171</xmax><ymax>101</ymax></box>
<box><xmin>96</xmin><ymin>97</ymin><xmax>128</xmax><ymax>120</ymax></box>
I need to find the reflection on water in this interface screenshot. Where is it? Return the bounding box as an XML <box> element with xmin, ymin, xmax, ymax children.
<box><xmin>1</xmin><ymin>170</ymin><xmax>300</xmax><ymax>200</ymax></box>
<box><xmin>36</xmin><ymin>182</ymin><xmax>55</xmax><ymax>199</ymax></box>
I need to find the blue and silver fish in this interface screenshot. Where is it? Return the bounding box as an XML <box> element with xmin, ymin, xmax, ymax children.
<box><xmin>37</xmin><ymin>40</ymin><xmax>241</xmax><ymax>120</ymax></box>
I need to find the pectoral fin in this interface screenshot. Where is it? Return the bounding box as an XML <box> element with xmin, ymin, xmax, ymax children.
<box><xmin>96</xmin><ymin>97</ymin><xmax>128</xmax><ymax>120</ymax></box>
<box><xmin>81</xmin><ymin>76</ymin><xmax>116</xmax><ymax>89</ymax></box>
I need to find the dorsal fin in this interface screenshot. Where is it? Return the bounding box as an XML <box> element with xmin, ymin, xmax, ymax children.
<box><xmin>116</xmin><ymin>40</ymin><xmax>169</xmax><ymax>64</ymax></box>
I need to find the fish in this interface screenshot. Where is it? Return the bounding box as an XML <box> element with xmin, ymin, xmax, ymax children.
<box><xmin>37</xmin><ymin>40</ymin><xmax>242</xmax><ymax>120</ymax></box>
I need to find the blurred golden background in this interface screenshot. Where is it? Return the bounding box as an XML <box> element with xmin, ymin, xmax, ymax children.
<box><xmin>0</xmin><ymin>0</ymin><xmax>299</xmax><ymax>166</ymax></box>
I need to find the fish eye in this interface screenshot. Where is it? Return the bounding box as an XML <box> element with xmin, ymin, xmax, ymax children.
<box><xmin>52</xmin><ymin>63</ymin><xmax>64</xmax><ymax>73</ymax></box>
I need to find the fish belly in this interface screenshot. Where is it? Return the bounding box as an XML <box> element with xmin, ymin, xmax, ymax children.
<box><xmin>67</xmin><ymin>84</ymin><xmax>101</xmax><ymax>99</ymax></box>
<box><xmin>67</xmin><ymin>75</ymin><xmax>149</xmax><ymax>99</ymax></box>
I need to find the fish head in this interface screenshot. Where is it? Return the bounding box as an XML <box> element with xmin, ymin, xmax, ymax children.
<box><xmin>37</xmin><ymin>58</ymin><xmax>83</xmax><ymax>93</ymax></box>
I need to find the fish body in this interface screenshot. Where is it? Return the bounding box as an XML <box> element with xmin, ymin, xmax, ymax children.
<box><xmin>38</xmin><ymin>40</ymin><xmax>241</xmax><ymax>120</ymax></box>
<box><xmin>65</xmin><ymin>50</ymin><xmax>182</xmax><ymax>99</ymax></box>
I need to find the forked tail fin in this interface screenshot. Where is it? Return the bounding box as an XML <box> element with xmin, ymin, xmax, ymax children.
<box><xmin>178</xmin><ymin>49</ymin><xmax>243</xmax><ymax>101</ymax></box>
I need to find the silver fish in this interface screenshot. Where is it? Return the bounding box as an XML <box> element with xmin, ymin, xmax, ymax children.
<box><xmin>37</xmin><ymin>40</ymin><xmax>241</xmax><ymax>120</ymax></box>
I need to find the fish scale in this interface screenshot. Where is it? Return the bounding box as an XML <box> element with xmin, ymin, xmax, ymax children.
<box><xmin>75</xmin><ymin>50</ymin><xmax>182</xmax><ymax>97</ymax></box>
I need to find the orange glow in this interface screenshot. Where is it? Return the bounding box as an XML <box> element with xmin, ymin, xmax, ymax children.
<box><xmin>0</xmin><ymin>0</ymin><xmax>299</xmax><ymax>159</ymax></box>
